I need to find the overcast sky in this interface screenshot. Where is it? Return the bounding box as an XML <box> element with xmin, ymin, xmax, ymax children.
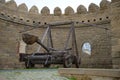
<box><xmin>6</xmin><ymin>0</ymin><xmax>111</xmax><ymax>13</ymax></box>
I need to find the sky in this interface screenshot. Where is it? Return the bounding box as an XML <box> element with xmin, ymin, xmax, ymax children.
<box><xmin>82</xmin><ymin>42</ymin><xmax>91</xmax><ymax>55</ymax></box>
<box><xmin>6</xmin><ymin>0</ymin><xmax>111</xmax><ymax>13</ymax></box>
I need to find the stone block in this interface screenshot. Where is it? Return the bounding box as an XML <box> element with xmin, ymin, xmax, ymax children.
<box><xmin>92</xmin><ymin>76</ymin><xmax>114</xmax><ymax>80</ymax></box>
<box><xmin>111</xmin><ymin>29</ymin><xmax>120</xmax><ymax>38</ymax></box>
<box><xmin>112</xmin><ymin>45</ymin><xmax>120</xmax><ymax>52</ymax></box>
<box><xmin>113</xmin><ymin>65</ymin><xmax>120</xmax><ymax>69</ymax></box>
<box><xmin>111</xmin><ymin>38</ymin><xmax>119</xmax><ymax>46</ymax></box>
<box><xmin>111</xmin><ymin>38</ymin><xmax>120</xmax><ymax>46</ymax></box>
<box><xmin>112</xmin><ymin>0</ymin><xmax>120</xmax><ymax>3</ymax></box>
<box><xmin>59</xmin><ymin>68</ymin><xmax>120</xmax><ymax>78</ymax></box>
<box><xmin>112</xmin><ymin>58</ymin><xmax>120</xmax><ymax>65</ymax></box>
<box><xmin>112</xmin><ymin>51</ymin><xmax>120</xmax><ymax>58</ymax></box>
<box><xmin>118</xmin><ymin>39</ymin><xmax>120</xmax><ymax>45</ymax></box>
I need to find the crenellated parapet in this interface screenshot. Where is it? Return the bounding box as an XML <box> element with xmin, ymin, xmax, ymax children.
<box><xmin>0</xmin><ymin>0</ymin><xmax>111</xmax><ymax>26</ymax></box>
<box><xmin>0</xmin><ymin>0</ymin><xmax>111</xmax><ymax>14</ymax></box>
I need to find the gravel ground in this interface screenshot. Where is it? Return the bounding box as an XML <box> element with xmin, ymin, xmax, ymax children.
<box><xmin>0</xmin><ymin>69</ymin><xmax>69</xmax><ymax>80</ymax></box>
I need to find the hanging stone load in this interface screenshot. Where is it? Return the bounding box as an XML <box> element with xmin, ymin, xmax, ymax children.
<box><xmin>19</xmin><ymin>21</ymin><xmax>81</xmax><ymax>68</ymax></box>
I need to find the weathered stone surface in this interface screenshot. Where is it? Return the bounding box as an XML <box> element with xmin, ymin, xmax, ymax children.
<box><xmin>111</xmin><ymin>38</ymin><xmax>119</xmax><ymax>46</ymax></box>
<box><xmin>112</xmin><ymin>0</ymin><xmax>120</xmax><ymax>3</ymax></box>
<box><xmin>112</xmin><ymin>58</ymin><xmax>120</xmax><ymax>64</ymax></box>
<box><xmin>5</xmin><ymin>0</ymin><xmax>17</xmax><ymax>10</ymax></box>
<box><xmin>100</xmin><ymin>0</ymin><xmax>110</xmax><ymax>11</ymax></box>
<box><xmin>111</xmin><ymin>1</ymin><xmax>120</xmax><ymax>69</ymax></box>
<box><xmin>112</xmin><ymin>45</ymin><xmax>120</xmax><ymax>52</ymax></box>
<box><xmin>113</xmin><ymin>65</ymin><xmax>120</xmax><ymax>69</ymax></box>
<box><xmin>77</xmin><ymin>5</ymin><xmax>87</xmax><ymax>14</ymax></box>
<box><xmin>112</xmin><ymin>58</ymin><xmax>120</xmax><ymax>68</ymax></box>
<box><xmin>112</xmin><ymin>51</ymin><xmax>120</xmax><ymax>58</ymax></box>
<box><xmin>29</xmin><ymin>5</ymin><xmax>39</xmax><ymax>14</ymax></box>
<box><xmin>59</xmin><ymin>68</ymin><xmax>120</xmax><ymax>78</ymax></box>
<box><xmin>65</xmin><ymin>6</ymin><xmax>74</xmax><ymax>15</ymax></box>
<box><xmin>0</xmin><ymin>0</ymin><xmax>5</xmax><ymax>3</ymax></box>
<box><xmin>54</xmin><ymin>7</ymin><xmax>62</xmax><ymax>16</ymax></box>
<box><xmin>17</xmin><ymin>3</ymin><xmax>28</xmax><ymax>12</ymax></box>
<box><xmin>41</xmin><ymin>6</ymin><xmax>50</xmax><ymax>15</ymax></box>
<box><xmin>88</xmin><ymin>3</ymin><xmax>99</xmax><ymax>13</ymax></box>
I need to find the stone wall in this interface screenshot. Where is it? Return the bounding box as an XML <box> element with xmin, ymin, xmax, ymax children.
<box><xmin>0</xmin><ymin>0</ymin><xmax>113</xmax><ymax>69</ymax></box>
<box><xmin>59</xmin><ymin>68</ymin><xmax>120</xmax><ymax>80</ymax></box>
<box><xmin>110</xmin><ymin>0</ymin><xmax>120</xmax><ymax>69</ymax></box>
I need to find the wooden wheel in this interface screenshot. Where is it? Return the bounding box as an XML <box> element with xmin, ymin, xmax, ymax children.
<box><xmin>25</xmin><ymin>60</ymin><xmax>34</xmax><ymax>68</ymax></box>
<box><xmin>44</xmin><ymin>64</ymin><xmax>51</xmax><ymax>68</ymax></box>
<box><xmin>63</xmin><ymin>54</ymin><xmax>73</xmax><ymax>68</ymax></box>
<box><xmin>74</xmin><ymin>56</ymin><xmax>81</xmax><ymax>68</ymax></box>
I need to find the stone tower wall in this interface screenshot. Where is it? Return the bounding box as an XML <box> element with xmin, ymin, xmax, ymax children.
<box><xmin>111</xmin><ymin>0</ymin><xmax>120</xmax><ymax>69</ymax></box>
<box><xmin>0</xmin><ymin>0</ymin><xmax>112</xmax><ymax>69</ymax></box>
